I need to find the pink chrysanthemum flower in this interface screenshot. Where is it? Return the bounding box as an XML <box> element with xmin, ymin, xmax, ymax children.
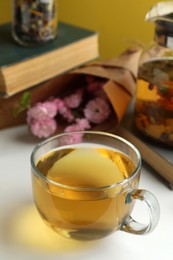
<box><xmin>84</xmin><ymin>97</ymin><xmax>111</xmax><ymax>124</ymax></box>
<box><xmin>64</xmin><ymin>124</ymin><xmax>81</xmax><ymax>133</ymax></box>
<box><xmin>27</xmin><ymin>101</ymin><xmax>57</xmax><ymax>124</ymax></box>
<box><xmin>30</xmin><ymin>117</ymin><xmax>57</xmax><ymax>138</ymax></box>
<box><xmin>42</xmin><ymin>101</ymin><xmax>59</xmax><ymax>117</ymax></box>
<box><xmin>64</xmin><ymin>118</ymin><xmax>91</xmax><ymax>133</ymax></box>
<box><xmin>64</xmin><ymin>89</ymin><xmax>83</xmax><ymax>108</ymax></box>
<box><xmin>52</xmin><ymin>98</ymin><xmax>66</xmax><ymax>112</ymax></box>
<box><xmin>63</xmin><ymin>118</ymin><xmax>90</xmax><ymax>144</ymax></box>
<box><xmin>86</xmin><ymin>81</ymin><xmax>101</xmax><ymax>93</ymax></box>
<box><xmin>75</xmin><ymin>118</ymin><xmax>91</xmax><ymax>130</ymax></box>
<box><xmin>59</xmin><ymin>106</ymin><xmax>75</xmax><ymax>123</ymax></box>
<box><xmin>94</xmin><ymin>88</ymin><xmax>109</xmax><ymax>101</ymax></box>
<box><xmin>60</xmin><ymin>127</ymin><xmax>84</xmax><ymax>145</ymax></box>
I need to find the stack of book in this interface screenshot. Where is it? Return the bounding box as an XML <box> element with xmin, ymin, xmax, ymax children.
<box><xmin>0</xmin><ymin>21</ymin><xmax>99</xmax><ymax>129</ymax></box>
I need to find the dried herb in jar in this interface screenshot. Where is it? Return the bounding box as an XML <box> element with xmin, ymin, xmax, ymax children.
<box><xmin>135</xmin><ymin>59</ymin><xmax>173</xmax><ymax>146</ymax></box>
<box><xmin>12</xmin><ymin>0</ymin><xmax>58</xmax><ymax>46</ymax></box>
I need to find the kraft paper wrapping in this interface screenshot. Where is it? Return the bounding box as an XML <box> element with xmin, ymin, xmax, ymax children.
<box><xmin>73</xmin><ymin>46</ymin><xmax>142</xmax><ymax>125</ymax></box>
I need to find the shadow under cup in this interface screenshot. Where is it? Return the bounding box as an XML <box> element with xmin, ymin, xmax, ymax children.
<box><xmin>31</xmin><ymin>131</ymin><xmax>160</xmax><ymax>241</ymax></box>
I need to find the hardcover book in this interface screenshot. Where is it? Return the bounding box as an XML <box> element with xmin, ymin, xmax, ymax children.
<box><xmin>0</xmin><ymin>22</ymin><xmax>99</xmax><ymax>96</ymax></box>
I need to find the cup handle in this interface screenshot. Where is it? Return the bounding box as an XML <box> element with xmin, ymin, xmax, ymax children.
<box><xmin>120</xmin><ymin>189</ymin><xmax>160</xmax><ymax>235</ymax></box>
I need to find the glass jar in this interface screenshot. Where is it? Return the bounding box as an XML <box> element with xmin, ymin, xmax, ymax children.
<box><xmin>135</xmin><ymin>1</ymin><xmax>173</xmax><ymax>147</ymax></box>
<box><xmin>12</xmin><ymin>0</ymin><xmax>58</xmax><ymax>46</ymax></box>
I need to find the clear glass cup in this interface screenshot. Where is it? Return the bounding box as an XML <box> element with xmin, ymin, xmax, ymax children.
<box><xmin>31</xmin><ymin>131</ymin><xmax>160</xmax><ymax>241</ymax></box>
<box><xmin>12</xmin><ymin>0</ymin><xmax>58</xmax><ymax>46</ymax></box>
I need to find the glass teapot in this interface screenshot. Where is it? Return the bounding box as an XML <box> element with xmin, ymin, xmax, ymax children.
<box><xmin>135</xmin><ymin>1</ymin><xmax>173</xmax><ymax>147</ymax></box>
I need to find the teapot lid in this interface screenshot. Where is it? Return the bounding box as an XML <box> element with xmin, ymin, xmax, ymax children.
<box><xmin>146</xmin><ymin>1</ymin><xmax>173</xmax><ymax>22</ymax></box>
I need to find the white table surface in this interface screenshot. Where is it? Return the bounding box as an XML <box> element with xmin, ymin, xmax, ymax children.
<box><xmin>1</xmin><ymin>125</ymin><xmax>173</xmax><ymax>260</ymax></box>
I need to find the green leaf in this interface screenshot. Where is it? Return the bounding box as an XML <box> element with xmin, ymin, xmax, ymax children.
<box><xmin>20</xmin><ymin>92</ymin><xmax>31</xmax><ymax>107</ymax></box>
<box><xmin>13</xmin><ymin>91</ymin><xmax>31</xmax><ymax>117</ymax></box>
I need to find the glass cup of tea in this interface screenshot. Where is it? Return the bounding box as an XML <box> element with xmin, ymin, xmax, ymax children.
<box><xmin>31</xmin><ymin>131</ymin><xmax>160</xmax><ymax>241</ymax></box>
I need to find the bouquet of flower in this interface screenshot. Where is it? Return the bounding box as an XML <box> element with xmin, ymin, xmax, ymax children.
<box><xmin>26</xmin><ymin>76</ymin><xmax>113</xmax><ymax>138</ymax></box>
<box><xmin>14</xmin><ymin>46</ymin><xmax>141</xmax><ymax>139</ymax></box>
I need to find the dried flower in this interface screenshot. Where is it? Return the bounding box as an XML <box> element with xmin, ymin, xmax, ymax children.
<box><xmin>86</xmin><ymin>76</ymin><xmax>106</xmax><ymax>93</ymax></box>
<box><xmin>75</xmin><ymin>118</ymin><xmax>91</xmax><ymax>130</ymax></box>
<box><xmin>26</xmin><ymin>76</ymin><xmax>112</xmax><ymax>139</ymax></box>
<box><xmin>30</xmin><ymin>117</ymin><xmax>57</xmax><ymax>138</ymax></box>
<box><xmin>84</xmin><ymin>97</ymin><xmax>111</xmax><ymax>124</ymax></box>
<box><xmin>64</xmin><ymin>118</ymin><xmax>91</xmax><ymax>133</ymax></box>
<box><xmin>60</xmin><ymin>132</ymin><xmax>84</xmax><ymax>145</ymax></box>
<box><xmin>52</xmin><ymin>98</ymin><xmax>66</xmax><ymax>112</ymax></box>
<box><xmin>64</xmin><ymin>89</ymin><xmax>83</xmax><ymax>108</ymax></box>
<box><xmin>59</xmin><ymin>106</ymin><xmax>75</xmax><ymax>123</ymax></box>
<box><xmin>27</xmin><ymin>101</ymin><xmax>57</xmax><ymax>124</ymax></box>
